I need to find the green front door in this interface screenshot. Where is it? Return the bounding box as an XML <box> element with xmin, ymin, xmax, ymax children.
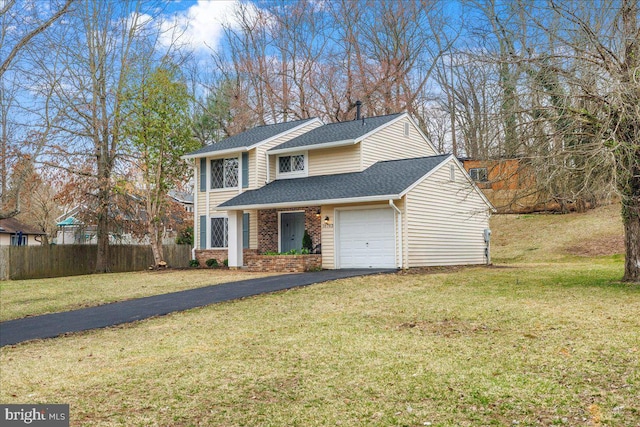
<box><xmin>280</xmin><ymin>212</ymin><xmax>305</xmax><ymax>253</ymax></box>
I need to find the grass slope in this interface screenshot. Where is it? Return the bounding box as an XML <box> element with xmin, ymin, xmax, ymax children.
<box><xmin>1</xmin><ymin>205</ymin><xmax>637</xmax><ymax>426</ymax></box>
<box><xmin>491</xmin><ymin>203</ymin><xmax>624</xmax><ymax>263</ymax></box>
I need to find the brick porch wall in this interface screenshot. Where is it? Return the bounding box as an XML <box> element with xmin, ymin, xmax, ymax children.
<box><xmin>257</xmin><ymin>206</ymin><xmax>322</xmax><ymax>253</ymax></box>
<box><xmin>194</xmin><ymin>249</ymin><xmax>259</xmax><ymax>267</ymax></box>
<box><xmin>245</xmin><ymin>254</ymin><xmax>322</xmax><ymax>272</ymax></box>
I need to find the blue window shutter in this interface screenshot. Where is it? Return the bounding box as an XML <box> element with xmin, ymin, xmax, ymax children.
<box><xmin>243</xmin><ymin>213</ymin><xmax>250</xmax><ymax>249</ymax></box>
<box><xmin>242</xmin><ymin>152</ymin><xmax>249</xmax><ymax>188</ymax></box>
<box><xmin>199</xmin><ymin>215</ymin><xmax>207</xmax><ymax>249</ymax></box>
<box><xmin>199</xmin><ymin>158</ymin><xmax>206</xmax><ymax>192</ymax></box>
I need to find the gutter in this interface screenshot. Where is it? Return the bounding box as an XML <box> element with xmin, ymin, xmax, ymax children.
<box><xmin>388</xmin><ymin>200</ymin><xmax>403</xmax><ymax>269</ymax></box>
<box><xmin>268</xmin><ymin>139</ymin><xmax>357</xmax><ymax>155</ymax></box>
<box><xmin>217</xmin><ymin>194</ymin><xmax>401</xmax><ymax>212</ymax></box>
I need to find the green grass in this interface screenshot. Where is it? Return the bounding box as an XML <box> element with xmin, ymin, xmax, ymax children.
<box><xmin>490</xmin><ymin>203</ymin><xmax>624</xmax><ymax>263</ymax></box>
<box><xmin>0</xmin><ymin>270</ymin><xmax>276</xmax><ymax>321</ymax></box>
<box><xmin>1</xmin><ymin>204</ymin><xmax>638</xmax><ymax>426</ymax></box>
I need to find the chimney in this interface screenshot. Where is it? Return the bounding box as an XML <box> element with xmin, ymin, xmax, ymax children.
<box><xmin>355</xmin><ymin>100</ymin><xmax>362</xmax><ymax>121</ymax></box>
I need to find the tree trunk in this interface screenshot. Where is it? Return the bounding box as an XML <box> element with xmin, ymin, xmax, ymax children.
<box><xmin>149</xmin><ymin>222</ymin><xmax>164</xmax><ymax>268</ymax></box>
<box><xmin>622</xmin><ymin>194</ymin><xmax>640</xmax><ymax>282</ymax></box>
<box><xmin>623</xmin><ymin>210</ymin><xmax>640</xmax><ymax>282</ymax></box>
<box><xmin>95</xmin><ymin>188</ymin><xmax>111</xmax><ymax>273</ymax></box>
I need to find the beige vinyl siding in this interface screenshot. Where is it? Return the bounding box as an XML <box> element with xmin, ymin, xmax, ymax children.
<box><xmin>247</xmin><ymin>209</ymin><xmax>258</xmax><ymax>249</ymax></box>
<box><xmin>259</xmin><ymin>120</ymin><xmax>322</xmax><ymax>184</ymax></box>
<box><xmin>209</xmin><ymin>190</ymin><xmax>238</xmax><ymax>212</ymax></box>
<box><xmin>308</xmin><ymin>144</ymin><xmax>361</xmax><ymax>176</ymax></box>
<box><xmin>247</xmin><ymin>150</ymin><xmax>257</xmax><ymax>188</ymax></box>
<box><xmin>361</xmin><ymin>116</ymin><xmax>438</xmax><ymax>169</ymax></box>
<box><xmin>320</xmin><ymin>201</ymin><xmax>392</xmax><ymax>269</ymax></box>
<box><xmin>405</xmin><ymin>159</ymin><xmax>491</xmax><ymax>267</ymax></box>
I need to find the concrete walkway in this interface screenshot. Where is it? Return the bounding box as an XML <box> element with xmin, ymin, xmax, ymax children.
<box><xmin>0</xmin><ymin>269</ymin><xmax>394</xmax><ymax>347</ymax></box>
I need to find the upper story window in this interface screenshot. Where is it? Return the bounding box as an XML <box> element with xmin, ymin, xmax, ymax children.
<box><xmin>277</xmin><ymin>153</ymin><xmax>307</xmax><ymax>178</ymax></box>
<box><xmin>211</xmin><ymin>157</ymin><xmax>238</xmax><ymax>189</ymax></box>
<box><xmin>469</xmin><ymin>167</ymin><xmax>488</xmax><ymax>182</ymax></box>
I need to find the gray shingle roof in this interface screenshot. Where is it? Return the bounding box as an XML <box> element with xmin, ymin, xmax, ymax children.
<box><xmin>218</xmin><ymin>154</ymin><xmax>450</xmax><ymax>209</ymax></box>
<box><xmin>185</xmin><ymin>118</ymin><xmax>318</xmax><ymax>157</ymax></box>
<box><xmin>268</xmin><ymin>113</ymin><xmax>405</xmax><ymax>152</ymax></box>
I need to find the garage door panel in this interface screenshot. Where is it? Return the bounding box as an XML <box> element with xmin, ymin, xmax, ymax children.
<box><xmin>337</xmin><ymin>208</ymin><xmax>396</xmax><ymax>269</ymax></box>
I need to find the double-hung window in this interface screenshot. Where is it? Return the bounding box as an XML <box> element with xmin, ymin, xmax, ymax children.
<box><xmin>211</xmin><ymin>158</ymin><xmax>239</xmax><ymax>189</ymax></box>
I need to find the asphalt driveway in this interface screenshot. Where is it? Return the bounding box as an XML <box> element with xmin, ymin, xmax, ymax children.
<box><xmin>0</xmin><ymin>269</ymin><xmax>394</xmax><ymax>347</ymax></box>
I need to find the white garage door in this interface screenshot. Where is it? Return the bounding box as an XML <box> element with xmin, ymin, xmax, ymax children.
<box><xmin>337</xmin><ymin>208</ymin><xmax>396</xmax><ymax>268</ymax></box>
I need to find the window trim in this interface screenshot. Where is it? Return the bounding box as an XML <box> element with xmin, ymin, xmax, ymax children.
<box><xmin>210</xmin><ymin>215</ymin><xmax>229</xmax><ymax>249</ymax></box>
<box><xmin>276</xmin><ymin>152</ymin><xmax>308</xmax><ymax>179</ymax></box>
<box><xmin>210</xmin><ymin>157</ymin><xmax>240</xmax><ymax>190</ymax></box>
<box><xmin>469</xmin><ymin>167</ymin><xmax>488</xmax><ymax>182</ymax></box>
<box><xmin>11</xmin><ymin>234</ymin><xmax>27</xmax><ymax>246</ymax></box>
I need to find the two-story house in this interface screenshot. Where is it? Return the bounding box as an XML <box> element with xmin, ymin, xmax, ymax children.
<box><xmin>183</xmin><ymin>112</ymin><xmax>494</xmax><ymax>271</ymax></box>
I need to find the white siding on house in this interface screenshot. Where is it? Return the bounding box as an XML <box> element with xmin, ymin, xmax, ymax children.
<box><xmin>361</xmin><ymin>116</ymin><xmax>438</xmax><ymax>169</ymax></box>
<box><xmin>405</xmin><ymin>158</ymin><xmax>491</xmax><ymax>267</ymax></box>
<box><xmin>308</xmin><ymin>144</ymin><xmax>361</xmax><ymax>176</ymax></box>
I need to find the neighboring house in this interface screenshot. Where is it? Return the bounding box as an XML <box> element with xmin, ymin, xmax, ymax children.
<box><xmin>169</xmin><ymin>190</ymin><xmax>194</xmax><ymax>214</ymax></box>
<box><xmin>183</xmin><ymin>113</ymin><xmax>495</xmax><ymax>271</ymax></box>
<box><xmin>461</xmin><ymin>158</ymin><xmax>552</xmax><ymax>214</ymax></box>
<box><xmin>0</xmin><ymin>217</ymin><xmax>46</xmax><ymax>246</ymax></box>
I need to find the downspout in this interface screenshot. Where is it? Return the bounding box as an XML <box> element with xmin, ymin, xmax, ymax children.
<box><xmin>389</xmin><ymin>200</ymin><xmax>403</xmax><ymax>269</ymax></box>
<box><xmin>192</xmin><ymin>162</ymin><xmax>198</xmax><ymax>261</ymax></box>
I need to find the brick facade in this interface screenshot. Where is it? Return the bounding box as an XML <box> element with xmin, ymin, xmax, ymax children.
<box><xmin>245</xmin><ymin>254</ymin><xmax>322</xmax><ymax>272</ymax></box>
<box><xmin>257</xmin><ymin>206</ymin><xmax>322</xmax><ymax>253</ymax></box>
<box><xmin>195</xmin><ymin>249</ymin><xmax>258</xmax><ymax>267</ymax></box>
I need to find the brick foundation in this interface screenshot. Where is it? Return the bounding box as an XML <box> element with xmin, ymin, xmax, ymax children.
<box><xmin>245</xmin><ymin>254</ymin><xmax>322</xmax><ymax>272</ymax></box>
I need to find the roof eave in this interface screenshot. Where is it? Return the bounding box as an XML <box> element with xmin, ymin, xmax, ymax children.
<box><xmin>217</xmin><ymin>194</ymin><xmax>401</xmax><ymax>211</ymax></box>
<box><xmin>181</xmin><ymin>146</ymin><xmax>249</xmax><ymax>160</ymax></box>
<box><xmin>182</xmin><ymin>117</ymin><xmax>323</xmax><ymax>160</ymax></box>
<box><xmin>268</xmin><ymin>139</ymin><xmax>358</xmax><ymax>155</ymax></box>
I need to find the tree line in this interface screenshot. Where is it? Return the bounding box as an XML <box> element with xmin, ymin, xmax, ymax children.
<box><xmin>1</xmin><ymin>0</ymin><xmax>638</xmax><ymax>281</ymax></box>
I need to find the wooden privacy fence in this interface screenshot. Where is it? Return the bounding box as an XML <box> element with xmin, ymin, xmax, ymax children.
<box><xmin>0</xmin><ymin>244</ymin><xmax>192</xmax><ymax>280</ymax></box>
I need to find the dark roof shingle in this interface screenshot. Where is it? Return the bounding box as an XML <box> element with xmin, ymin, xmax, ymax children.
<box><xmin>268</xmin><ymin>113</ymin><xmax>405</xmax><ymax>152</ymax></box>
<box><xmin>185</xmin><ymin>118</ymin><xmax>318</xmax><ymax>157</ymax></box>
<box><xmin>219</xmin><ymin>154</ymin><xmax>450</xmax><ymax>208</ymax></box>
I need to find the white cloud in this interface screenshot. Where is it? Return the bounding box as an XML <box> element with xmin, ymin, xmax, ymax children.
<box><xmin>159</xmin><ymin>0</ymin><xmax>245</xmax><ymax>53</ymax></box>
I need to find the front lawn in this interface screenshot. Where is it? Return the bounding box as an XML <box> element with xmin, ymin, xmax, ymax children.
<box><xmin>0</xmin><ymin>270</ymin><xmax>276</xmax><ymax>321</ymax></box>
<box><xmin>1</xmin><ymin>259</ymin><xmax>638</xmax><ymax>426</ymax></box>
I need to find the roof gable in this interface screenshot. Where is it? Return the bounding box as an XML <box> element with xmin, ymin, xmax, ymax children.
<box><xmin>268</xmin><ymin>113</ymin><xmax>405</xmax><ymax>153</ymax></box>
<box><xmin>184</xmin><ymin>117</ymin><xmax>320</xmax><ymax>158</ymax></box>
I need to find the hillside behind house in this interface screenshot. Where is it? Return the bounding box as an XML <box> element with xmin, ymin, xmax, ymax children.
<box><xmin>490</xmin><ymin>203</ymin><xmax>624</xmax><ymax>264</ymax></box>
